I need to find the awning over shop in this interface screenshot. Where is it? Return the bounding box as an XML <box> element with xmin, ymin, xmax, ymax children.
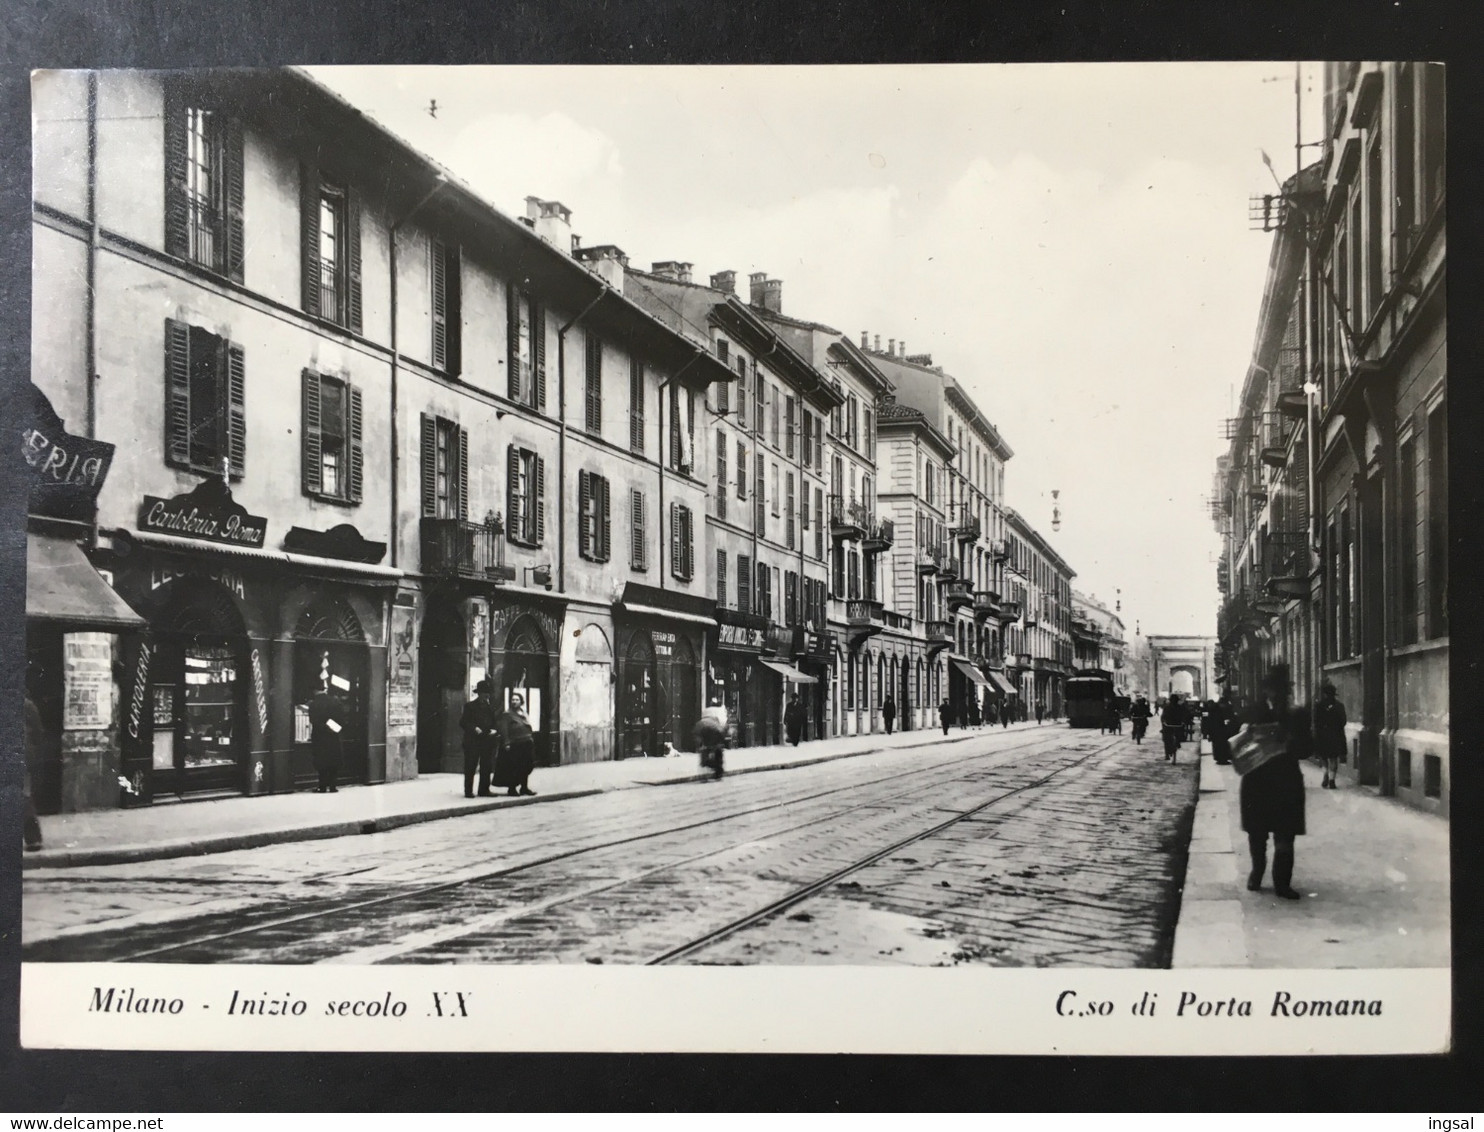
<box><xmin>985</xmin><ymin>669</ymin><xmax>1019</xmax><ymax>696</ymax></box>
<box><xmin>123</xmin><ymin>529</ymin><xmax>404</xmax><ymax>583</ymax></box>
<box><xmin>27</xmin><ymin>533</ymin><xmax>145</xmax><ymax>631</ymax></box>
<box><xmin>951</xmin><ymin>658</ymin><xmax>992</xmax><ymax>688</ymax></box>
<box><xmin>759</xmin><ymin>658</ymin><xmax>818</xmax><ymax>684</ymax></box>
<box><xmin>621</xmin><ymin>602</ymin><xmax>717</xmax><ymax>627</ymax></box>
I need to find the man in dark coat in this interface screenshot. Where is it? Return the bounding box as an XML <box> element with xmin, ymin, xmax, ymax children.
<box><xmin>460</xmin><ymin>679</ymin><xmax>498</xmax><ymax>798</ymax></box>
<box><xmin>1314</xmin><ymin>681</ymin><xmax>1347</xmax><ymax>789</ymax></box>
<box><xmin>1209</xmin><ymin>690</ymin><xmax>1235</xmax><ymax>765</ymax></box>
<box><xmin>783</xmin><ymin>693</ymin><xmax>806</xmax><ymax>746</ymax></box>
<box><xmin>881</xmin><ymin>694</ymin><xmax>896</xmax><ymax>735</ymax></box>
<box><xmin>938</xmin><ymin>699</ymin><xmax>952</xmax><ymax>736</ymax></box>
<box><xmin>1239</xmin><ymin>665</ymin><xmax>1310</xmax><ymax>900</ymax></box>
<box><xmin>491</xmin><ymin>692</ymin><xmax>537</xmax><ymax>797</ymax></box>
<box><xmin>1159</xmin><ymin>695</ymin><xmax>1185</xmax><ymax>761</ymax></box>
<box><xmin>1035</xmin><ymin>701</ymin><xmax>1044</xmax><ymax>726</ymax></box>
<box><xmin>1129</xmin><ymin>694</ymin><xmax>1152</xmax><ymax>744</ymax></box>
<box><xmin>308</xmin><ymin>682</ymin><xmax>345</xmax><ymax>793</ymax></box>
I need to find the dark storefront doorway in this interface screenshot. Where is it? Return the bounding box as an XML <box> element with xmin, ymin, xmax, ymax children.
<box><xmin>503</xmin><ymin>616</ymin><xmax>553</xmax><ymax>767</ymax></box>
<box><xmin>670</xmin><ymin>636</ymin><xmax>700</xmax><ymax>753</ymax></box>
<box><xmin>622</xmin><ymin>631</ymin><xmax>658</xmax><ymax>758</ymax></box>
<box><xmin>417</xmin><ymin>599</ymin><xmax>465</xmax><ymax>775</ymax></box>
<box><xmin>291</xmin><ymin>598</ymin><xmax>369</xmax><ymax>789</ymax></box>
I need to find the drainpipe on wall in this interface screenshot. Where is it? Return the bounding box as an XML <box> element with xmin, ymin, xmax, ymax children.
<box><xmin>387</xmin><ymin>176</ymin><xmax>446</xmax><ymax>571</ymax></box>
<box><xmin>557</xmin><ymin>288</ymin><xmax>609</xmax><ymax>595</ymax></box>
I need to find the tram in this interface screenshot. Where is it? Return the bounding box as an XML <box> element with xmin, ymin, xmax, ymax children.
<box><xmin>1065</xmin><ymin>668</ymin><xmax>1115</xmax><ymax>728</ymax></box>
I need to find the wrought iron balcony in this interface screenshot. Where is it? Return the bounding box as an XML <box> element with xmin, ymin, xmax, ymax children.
<box><xmin>990</xmin><ymin>537</ymin><xmax>1009</xmax><ymax>562</ymax></box>
<box><xmin>846</xmin><ymin>598</ymin><xmax>885</xmax><ymax>648</ymax></box>
<box><xmin>972</xmin><ymin>590</ymin><xmax>1001</xmax><ymax>621</ymax></box>
<box><xmin>829</xmin><ymin>494</ymin><xmax>868</xmax><ymax>541</ymax></box>
<box><xmin>995</xmin><ymin>599</ymin><xmax>1022</xmax><ymax>623</ymax></box>
<box><xmin>954</xmin><ymin>514</ymin><xmax>982</xmax><ymax>543</ymax></box>
<box><xmin>944</xmin><ymin>579</ymin><xmax>973</xmax><ymax>612</ymax></box>
<box><xmin>916</xmin><ymin>543</ymin><xmax>942</xmax><ymax>575</ymax></box>
<box><xmin>925</xmin><ymin>619</ymin><xmax>953</xmax><ymax>652</ymax></box>
<box><xmin>936</xmin><ymin>554</ymin><xmax>960</xmax><ymax>582</ymax></box>
<box><xmin>420</xmin><ymin>515</ymin><xmax>516</xmax><ymax>582</ymax></box>
<box><xmin>1262</xmin><ymin>530</ymin><xmax>1310</xmax><ymax>596</ymax></box>
<box><xmin>862</xmin><ymin>516</ymin><xmax>895</xmax><ymax>553</ymax></box>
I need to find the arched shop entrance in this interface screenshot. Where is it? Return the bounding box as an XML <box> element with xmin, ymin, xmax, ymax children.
<box><xmin>622</xmin><ymin>630</ymin><xmax>658</xmax><ymax>758</ymax></box>
<box><xmin>146</xmin><ymin>577</ymin><xmax>250</xmax><ymax>797</ymax></box>
<box><xmin>502</xmin><ymin>616</ymin><xmax>553</xmax><ymax>766</ymax></box>
<box><xmin>291</xmin><ymin>596</ymin><xmax>369</xmax><ymax>789</ymax></box>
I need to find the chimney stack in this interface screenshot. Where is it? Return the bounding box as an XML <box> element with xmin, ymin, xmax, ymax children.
<box><xmin>749</xmin><ymin>272</ymin><xmax>769</xmax><ymax>307</ymax></box>
<box><xmin>874</xmin><ymin>334</ymin><xmax>881</xmax><ymax>352</ymax></box>
<box><xmin>526</xmin><ymin>196</ymin><xmax>574</xmax><ymax>253</ymax></box>
<box><xmin>888</xmin><ymin>338</ymin><xmax>895</xmax><ymax>356</ymax></box>
<box><xmin>860</xmin><ymin>331</ymin><xmax>869</xmax><ymax>349</ymax></box>
<box><xmin>574</xmin><ymin>244</ymin><xmax>629</xmax><ymax>290</ymax></box>
<box><xmin>761</xmin><ymin>278</ymin><xmax>783</xmax><ymax>313</ymax></box>
<box><xmin>711</xmin><ymin>270</ymin><xmax>736</xmax><ymax>294</ymax></box>
<box><xmin>652</xmin><ymin>260</ymin><xmax>693</xmax><ymax>283</ymax></box>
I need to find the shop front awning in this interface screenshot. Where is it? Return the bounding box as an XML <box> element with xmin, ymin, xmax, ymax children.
<box><xmin>122</xmin><ymin>529</ymin><xmax>404</xmax><ymax>583</ymax></box>
<box><xmin>620</xmin><ymin>602</ymin><xmax>717</xmax><ymax>627</ymax></box>
<box><xmin>985</xmin><ymin>669</ymin><xmax>1018</xmax><ymax>696</ymax></box>
<box><xmin>951</xmin><ymin>658</ymin><xmax>992</xmax><ymax>688</ymax></box>
<box><xmin>27</xmin><ymin>533</ymin><xmax>146</xmax><ymax>631</ymax></box>
<box><xmin>759</xmin><ymin>658</ymin><xmax>819</xmax><ymax>684</ymax></box>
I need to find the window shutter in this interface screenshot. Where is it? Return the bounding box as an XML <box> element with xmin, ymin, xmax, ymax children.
<box><xmin>164</xmin><ymin>318</ymin><xmax>191</xmax><ymax>467</ymax></box>
<box><xmin>629</xmin><ymin>359</ymin><xmax>644</xmax><ymax>453</ymax></box>
<box><xmin>786</xmin><ymin>396</ymin><xmax>795</xmax><ymax>457</ymax></box>
<box><xmin>301</xmin><ymin>369</ymin><xmax>323</xmax><ymax>496</ymax></box>
<box><xmin>421</xmin><ymin>414</ymin><xmax>437</xmax><ymax>517</ymax></box>
<box><xmin>533</xmin><ymin>302</ymin><xmax>547</xmax><ymax>411</ymax></box>
<box><xmin>226</xmin><ymin>341</ymin><xmax>246</xmax><ymax>479</ymax></box>
<box><xmin>586</xmin><ymin>335</ymin><xmax>602</xmax><ymax>432</ymax></box>
<box><xmin>347</xmin><ymin>384</ymin><xmax>364</xmax><ymax>504</ymax></box>
<box><xmin>507</xmin><ymin>288</ymin><xmax>522</xmax><ymax>401</ymax></box>
<box><xmin>578</xmin><ymin>470</ymin><xmax>591</xmax><ymax>559</ymax></box>
<box><xmin>224</xmin><ymin>116</ymin><xmax>245</xmax><ymax>283</ymax></box>
<box><xmin>668</xmin><ymin>384</ymin><xmax>680</xmax><ymax>468</ymax></box>
<box><xmin>534</xmin><ymin>454</ymin><xmax>546</xmax><ymax>543</ymax></box>
<box><xmin>600</xmin><ymin>476</ymin><xmax>612</xmax><ymax>562</ymax></box>
<box><xmin>506</xmin><ymin>444</ymin><xmax>521</xmax><ymax>539</ymax></box>
<box><xmin>739</xmin><ymin>555</ymin><xmax>751</xmax><ymax>614</ymax></box>
<box><xmin>684</xmin><ymin>507</ymin><xmax>694</xmax><ymax>579</ymax></box>
<box><xmin>718</xmin><ymin>370</ymin><xmax>729</xmax><ymax>415</ymax></box>
<box><xmin>345</xmin><ymin>187</ymin><xmax>363</xmax><ymax>335</ymax></box>
<box><xmin>163</xmin><ymin>92</ymin><xmax>189</xmax><ymax>259</ymax></box>
<box><xmin>631</xmin><ymin>489</ymin><xmax>646</xmax><ymax>570</ymax></box>
<box><xmin>431</xmin><ymin>239</ymin><xmax>448</xmax><ymax>370</ymax></box>
<box><xmin>300</xmin><ymin>164</ymin><xmax>321</xmax><ymax>318</ymax></box>
<box><xmin>736</xmin><ymin>358</ymin><xmax>747</xmax><ymax>426</ymax></box>
<box><xmin>670</xmin><ymin>501</ymin><xmax>681</xmax><ymax>576</ymax></box>
<box><xmin>456</xmin><ymin>426</ymin><xmax>469</xmax><ymax>521</ymax></box>
<box><xmin>717</xmin><ymin>549</ymin><xmax>727</xmax><ymax>603</ymax></box>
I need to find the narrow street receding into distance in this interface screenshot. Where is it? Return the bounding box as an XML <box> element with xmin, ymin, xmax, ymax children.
<box><xmin>25</xmin><ymin>729</ymin><xmax>1198</xmax><ymax>967</ymax></box>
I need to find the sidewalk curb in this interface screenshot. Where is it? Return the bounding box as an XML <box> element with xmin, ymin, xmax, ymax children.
<box><xmin>25</xmin><ymin>725</ymin><xmax>1014</xmax><ymax>870</ymax></box>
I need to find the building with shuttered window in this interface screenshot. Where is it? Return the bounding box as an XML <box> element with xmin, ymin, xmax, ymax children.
<box><xmin>29</xmin><ymin>68</ymin><xmax>731</xmax><ymax>811</ymax></box>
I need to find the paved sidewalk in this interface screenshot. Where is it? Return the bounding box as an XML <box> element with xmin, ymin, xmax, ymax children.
<box><xmin>1172</xmin><ymin>744</ymin><xmax>1450</xmax><ymax>968</ymax></box>
<box><xmin>25</xmin><ymin>719</ymin><xmax>1050</xmax><ymax>869</ymax></box>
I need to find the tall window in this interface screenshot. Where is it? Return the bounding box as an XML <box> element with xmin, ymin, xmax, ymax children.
<box><xmin>669</xmin><ymin>384</ymin><xmax>695</xmax><ymax>472</ymax></box>
<box><xmin>716</xmin><ymin>432</ymin><xmax>728</xmax><ymax>521</ymax></box>
<box><xmin>670</xmin><ymin>503</ymin><xmax>694</xmax><ymax>581</ymax></box>
<box><xmin>864</xmin><ymin>408</ymin><xmax>874</xmax><ymax>461</ymax></box>
<box><xmin>419</xmin><ymin>414</ymin><xmax>466</xmax><ymax>519</ymax></box>
<box><xmin>736</xmin><ymin>441</ymin><xmax>748</xmax><ymax>500</ymax></box>
<box><xmin>629</xmin><ymin>359</ymin><xmax>645</xmax><ymax>453</ymax></box>
<box><xmin>506</xmin><ymin>446</ymin><xmax>546</xmax><ymax>546</ymax></box>
<box><xmin>785</xmin><ymin>471</ymin><xmax>796</xmax><ymax>550</ymax></box>
<box><xmin>771</xmin><ymin>462</ymin><xmax>781</xmax><ymax>517</ymax></box>
<box><xmin>738</xmin><ymin>554</ymin><xmax>752</xmax><ymax>615</ymax></box>
<box><xmin>770</xmin><ymin>384</ymin><xmax>781</xmax><ymax>449</ymax></box>
<box><xmin>165</xmin><ymin>96</ymin><xmax>243</xmax><ymax>280</ymax></box>
<box><xmin>755</xmin><ymin>461</ymin><xmax>767</xmax><ymax>533</ymax></box>
<box><xmin>301</xmin><ymin>171</ymin><xmax>361</xmax><ymax>332</ymax></box>
<box><xmin>1426</xmin><ymin>398</ymin><xmax>1448</xmax><ymax>637</ymax></box>
<box><xmin>301</xmin><ymin>371</ymin><xmax>363</xmax><ymax>503</ymax></box>
<box><xmin>1365</xmin><ymin>129</ymin><xmax>1385</xmax><ymax>323</ymax></box>
<box><xmin>1395</xmin><ymin>63</ymin><xmax>1417</xmax><ymax>258</ymax></box>
<box><xmin>1398</xmin><ymin>433</ymin><xmax>1419</xmax><ymax>645</ymax></box>
<box><xmin>735</xmin><ymin>356</ymin><xmax>748</xmax><ymax>427</ymax></box>
<box><xmin>630</xmin><ymin>489</ymin><xmax>647</xmax><ymax>571</ymax></box>
<box><xmin>814</xmin><ymin>487</ymin><xmax>825</xmax><ymax>561</ymax></box>
<box><xmin>577</xmin><ymin>471</ymin><xmax>611</xmax><ymax>562</ymax></box>
<box><xmin>1419</xmin><ymin>63</ymin><xmax>1445</xmax><ymax>215</ymax></box>
<box><xmin>785</xmin><ymin>395</ymin><xmax>796</xmax><ymax>457</ymax></box>
<box><xmin>716</xmin><ymin>549</ymin><xmax>728</xmax><ymax>605</ymax></box>
<box><xmin>431</xmin><ymin>239</ymin><xmax>462</xmax><ymax>375</ymax></box>
<box><xmin>584</xmin><ymin>334</ymin><xmax>603</xmax><ymax>433</ymax></box>
<box><xmin>1338</xmin><ymin>504</ymin><xmax>1353</xmax><ymax>657</ymax></box>
<box><xmin>507</xmin><ymin>289</ymin><xmax>545</xmax><ymax>410</ymax></box>
<box><xmin>164</xmin><ymin>319</ymin><xmax>245</xmax><ymax>479</ymax></box>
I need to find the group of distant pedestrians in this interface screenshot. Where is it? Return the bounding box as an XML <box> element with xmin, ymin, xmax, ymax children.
<box><xmin>937</xmin><ymin>696</ymin><xmax>1037</xmax><ymax>735</ymax></box>
<box><xmin>459</xmin><ymin>679</ymin><xmax>537</xmax><ymax>799</ymax></box>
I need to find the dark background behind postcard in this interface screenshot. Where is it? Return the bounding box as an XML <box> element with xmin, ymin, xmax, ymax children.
<box><xmin>1</xmin><ymin>0</ymin><xmax>1478</xmax><ymax>1111</ymax></box>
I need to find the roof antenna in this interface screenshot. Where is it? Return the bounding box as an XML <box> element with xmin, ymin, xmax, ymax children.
<box><xmin>1050</xmin><ymin>489</ymin><xmax>1061</xmax><ymax>533</ymax></box>
<box><xmin>428</xmin><ymin>99</ymin><xmax>439</xmax><ymax>119</ymax></box>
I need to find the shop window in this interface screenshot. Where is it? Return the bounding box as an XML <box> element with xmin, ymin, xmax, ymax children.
<box><xmin>630</xmin><ymin>489</ymin><xmax>647</xmax><ymax>572</ymax></box>
<box><xmin>1423</xmin><ymin>753</ymin><xmax>1442</xmax><ymax>798</ymax></box>
<box><xmin>507</xmin><ymin>446</ymin><xmax>546</xmax><ymax>546</ymax></box>
<box><xmin>164</xmin><ymin>319</ymin><xmax>245</xmax><ymax>479</ymax></box>
<box><xmin>629</xmin><ymin>359</ymin><xmax>644</xmax><ymax>453</ymax></box>
<box><xmin>419</xmin><ymin>414</ymin><xmax>467</xmax><ymax>520</ymax></box>
<box><xmin>301</xmin><ymin>170</ymin><xmax>361</xmax><ymax>332</ymax></box>
<box><xmin>302</xmin><ymin>371</ymin><xmax>363</xmax><ymax>504</ymax></box>
<box><xmin>431</xmin><ymin>239</ymin><xmax>462</xmax><ymax>376</ymax></box>
<box><xmin>577</xmin><ymin>470</ymin><xmax>611</xmax><ymax>562</ymax></box>
<box><xmin>1426</xmin><ymin>399</ymin><xmax>1447</xmax><ymax>637</ymax></box>
<box><xmin>670</xmin><ymin>502</ymin><xmax>694</xmax><ymax>581</ymax></box>
<box><xmin>164</xmin><ymin>95</ymin><xmax>244</xmax><ymax>281</ymax></box>
<box><xmin>584</xmin><ymin>333</ymin><xmax>602</xmax><ymax>433</ymax></box>
<box><xmin>507</xmin><ymin>288</ymin><xmax>545</xmax><ymax>410</ymax></box>
<box><xmin>1397</xmin><ymin>748</ymin><xmax>1412</xmax><ymax>788</ymax></box>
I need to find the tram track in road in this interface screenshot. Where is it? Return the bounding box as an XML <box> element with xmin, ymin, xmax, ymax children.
<box><xmin>26</xmin><ymin>728</ymin><xmax>1091</xmax><ymax>963</ymax></box>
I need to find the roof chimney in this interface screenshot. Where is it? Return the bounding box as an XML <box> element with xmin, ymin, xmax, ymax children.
<box><xmin>652</xmin><ymin>260</ymin><xmax>693</xmax><ymax>283</ymax></box>
<box><xmin>761</xmin><ymin>278</ymin><xmax>782</xmax><ymax>313</ymax></box>
<box><xmin>711</xmin><ymin>270</ymin><xmax>736</xmax><ymax>294</ymax></box>
<box><xmin>575</xmin><ymin>244</ymin><xmax>629</xmax><ymax>290</ymax></box>
<box><xmin>888</xmin><ymin>338</ymin><xmax>895</xmax><ymax>356</ymax></box>
<box><xmin>526</xmin><ymin>196</ymin><xmax>573</xmax><ymax>253</ymax></box>
<box><xmin>860</xmin><ymin>331</ymin><xmax>869</xmax><ymax>349</ymax></box>
<box><xmin>749</xmin><ymin>272</ymin><xmax>768</xmax><ymax>307</ymax></box>
<box><xmin>874</xmin><ymin>334</ymin><xmax>881</xmax><ymax>352</ymax></box>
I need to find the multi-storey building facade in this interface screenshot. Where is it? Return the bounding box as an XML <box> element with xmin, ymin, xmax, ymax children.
<box><xmin>1003</xmin><ymin>509</ymin><xmax>1076</xmax><ymax>716</ymax></box>
<box><xmin>866</xmin><ymin>343</ymin><xmax>1021</xmax><ymax>722</ymax></box>
<box><xmin>28</xmin><ymin>68</ymin><xmax>731</xmax><ymax>811</ymax></box>
<box><xmin>1071</xmin><ymin>590</ymin><xmax>1128</xmax><ymax>692</ymax></box>
<box><xmin>1215</xmin><ymin>62</ymin><xmax>1447</xmax><ymax>816</ymax></box>
<box><xmin>623</xmin><ymin>265</ymin><xmax>840</xmax><ymax>746</ymax></box>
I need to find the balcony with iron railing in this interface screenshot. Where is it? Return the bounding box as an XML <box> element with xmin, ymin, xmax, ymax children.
<box><xmin>954</xmin><ymin>514</ymin><xmax>982</xmax><ymax>544</ymax></box>
<box><xmin>973</xmin><ymin>590</ymin><xmax>1001</xmax><ymax>621</ymax></box>
<box><xmin>829</xmin><ymin>494</ymin><xmax>868</xmax><ymax>541</ymax></box>
<box><xmin>916</xmin><ymin>541</ymin><xmax>943</xmax><ymax>575</ymax></box>
<box><xmin>943</xmin><ymin>579</ymin><xmax>973</xmax><ymax>612</ymax></box>
<box><xmin>846</xmin><ymin>598</ymin><xmax>885</xmax><ymax>647</ymax></box>
<box><xmin>925</xmin><ymin>619</ymin><xmax>953</xmax><ymax>652</ymax></box>
<box><xmin>990</xmin><ymin>537</ymin><xmax>1009</xmax><ymax>562</ymax></box>
<box><xmin>862</xmin><ymin>516</ymin><xmax>895</xmax><ymax>553</ymax></box>
<box><xmin>421</xmin><ymin>513</ymin><xmax>517</xmax><ymax>582</ymax></box>
<box><xmin>1261</xmin><ymin>529</ymin><xmax>1310</xmax><ymax>596</ymax></box>
<box><xmin>936</xmin><ymin>553</ymin><xmax>960</xmax><ymax>582</ymax></box>
<box><xmin>995</xmin><ymin>599</ymin><xmax>1022</xmax><ymax>624</ymax></box>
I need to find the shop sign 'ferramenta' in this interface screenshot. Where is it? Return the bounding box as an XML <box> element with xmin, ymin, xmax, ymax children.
<box><xmin>138</xmin><ymin>478</ymin><xmax>267</xmax><ymax>549</ymax></box>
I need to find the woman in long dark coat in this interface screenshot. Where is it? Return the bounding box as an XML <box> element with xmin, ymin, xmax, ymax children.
<box><xmin>307</xmin><ymin>684</ymin><xmax>344</xmax><ymax>793</ymax></box>
<box><xmin>1239</xmin><ymin>666</ymin><xmax>1310</xmax><ymax>900</ymax></box>
<box><xmin>491</xmin><ymin>693</ymin><xmax>537</xmax><ymax>797</ymax></box>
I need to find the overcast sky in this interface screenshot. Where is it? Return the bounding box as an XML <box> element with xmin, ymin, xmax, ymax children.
<box><xmin>310</xmin><ymin>63</ymin><xmax>1322</xmax><ymax>637</ymax></box>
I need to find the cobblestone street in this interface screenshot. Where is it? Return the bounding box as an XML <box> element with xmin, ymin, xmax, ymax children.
<box><xmin>25</xmin><ymin>727</ymin><xmax>1197</xmax><ymax>966</ymax></box>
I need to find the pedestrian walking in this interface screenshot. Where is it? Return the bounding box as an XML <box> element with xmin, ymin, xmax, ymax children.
<box><xmin>1001</xmin><ymin>699</ymin><xmax>1011</xmax><ymax>728</ymax></box>
<box><xmin>1035</xmin><ymin>701</ymin><xmax>1044</xmax><ymax>726</ymax></box>
<box><xmin>881</xmin><ymin>694</ymin><xmax>896</xmax><ymax>735</ymax></box>
<box><xmin>23</xmin><ymin>693</ymin><xmax>45</xmax><ymax>851</ymax></box>
<box><xmin>939</xmin><ymin>698</ymin><xmax>952</xmax><ymax>736</ymax></box>
<box><xmin>1209</xmin><ymin>689</ymin><xmax>1235</xmax><ymax>765</ymax></box>
<box><xmin>1129</xmin><ymin>694</ymin><xmax>1151</xmax><ymax>744</ymax></box>
<box><xmin>491</xmin><ymin>692</ymin><xmax>537</xmax><ymax>797</ymax></box>
<box><xmin>966</xmin><ymin>698</ymin><xmax>981</xmax><ymax>728</ymax></box>
<box><xmin>986</xmin><ymin>700</ymin><xmax>999</xmax><ymax>727</ymax></box>
<box><xmin>1314</xmin><ymin>681</ymin><xmax>1347</xmax><ymax>789</ymax></box>
<box><xmin>1159</xmin><ymin>695</ymin><xmax>1184</xmax><ymax>762</ymax></box>
<box><xmin>308</xmin><ymin>680</ymin><xmax>346</xmax><ymax>793</ymax></box>
<box><xmin>1235</xmin><ymin>665</ymin><xmax>1310</xmax><ymax>900</ymax></box>
<box><xmin>459</xmin><ymin>678</ymin><xmax>498</xmax><ymax>797</ymax></box>
<box><xmin>695</xmin><ymin>693</ymin><xmax>728</xmax><ymax>779</ymax></box>
<box><xmin>783</xmin><ymin>693</ymin><xmax>806</xmax><ymax>747</ymax></box>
